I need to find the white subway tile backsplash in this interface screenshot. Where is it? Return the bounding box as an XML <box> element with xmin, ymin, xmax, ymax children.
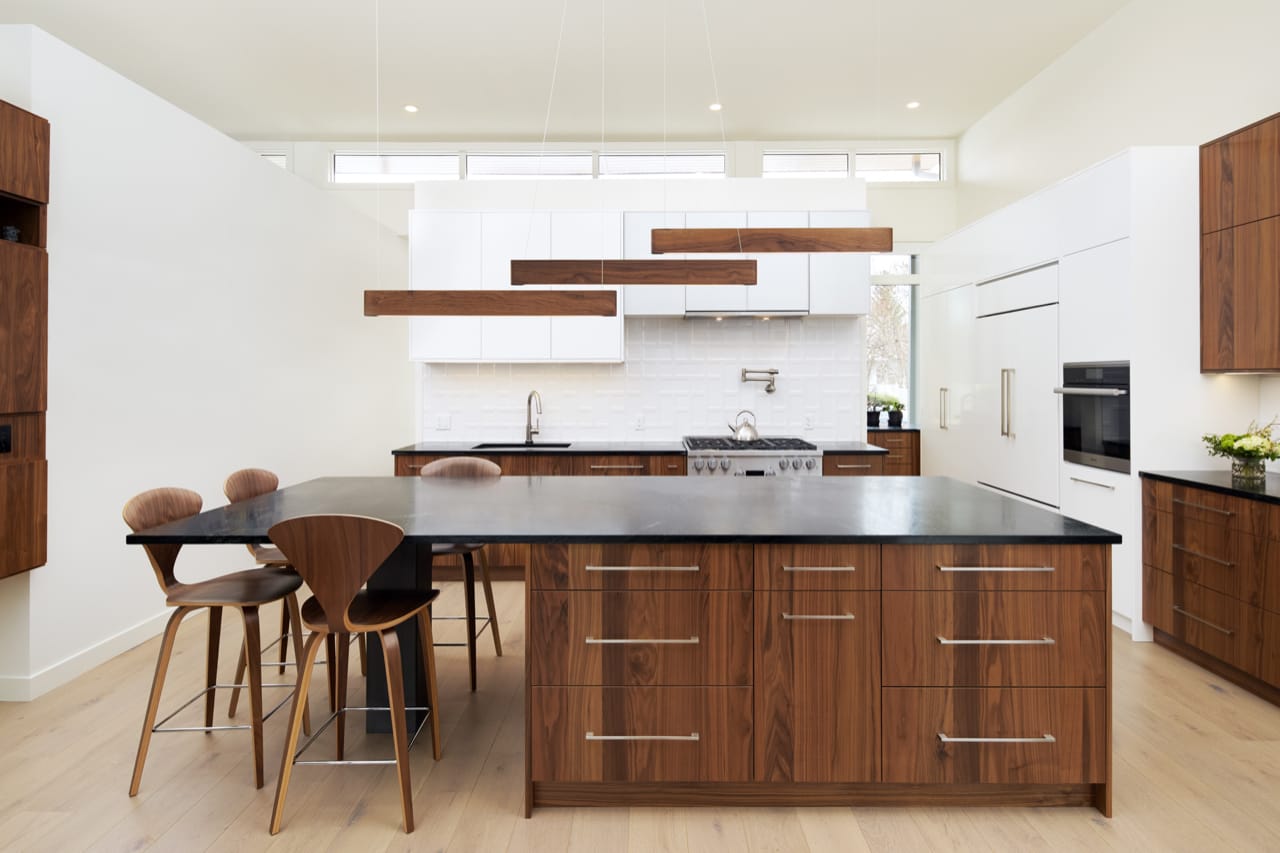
<box><xmin>420</xmin><ymin>316</ymin><xmax>863</xmax><ymax>441</ymax></box>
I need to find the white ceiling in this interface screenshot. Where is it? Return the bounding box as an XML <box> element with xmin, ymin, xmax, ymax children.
<box><xmin>0</xmin><ymin>0</ymin><xmax>1129</xmax><ymax>142</ymax></box>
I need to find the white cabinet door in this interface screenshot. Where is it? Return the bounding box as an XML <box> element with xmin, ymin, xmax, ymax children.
<box><xmin>1059</xmin><ymin>238</ymin><xmax>1133</xmax><ymax>364</ymax></box>
<box><xmin>919</xmin><ymin>285</ymin><xmax>976</xmax><ymax>482</ymax></box>
<box><xmin>623</xmin><ymin>211</ymin><xmax>685</xmax><ymax>316</ymax></box>
<box><xmin>808</xmin><ymin>210</ymin><xmax>871</xmax><ymax>315</ymax></box>
<box><xmin>1059</xmin><ymin>464</ymin><xmax>1137</xmax><ymax>628</ymax></box>
<box><xmin>408</xmin><ymin>210</ymin><xmax>482</xmax><ymax>361</ymax></box>
<box><xmin>683</xmin><ymin>211</ymin><xmax>748</xmax><ymax>312</ymax></box>
<box><xmin>976</xmin><ymin>303</ymin><xmax>1060</xmax><ymax>507</ymax></box>
<box><xmin>746</xmin><ymin>211</ymin><xmax>808</xmax><ymax>312</ymax></box>
<box><xmin>480</xmin><ymin>210</ymin><xmax>551</xmax><ymax>361</ymax></box>
<box><xmin>549</xmin><ymin>210</ymin><xmax>623</xmax><ymax>361</ymax></box>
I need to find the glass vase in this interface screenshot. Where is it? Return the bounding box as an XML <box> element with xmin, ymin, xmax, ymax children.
<box><xmin>1231</xmin><ymin>457</ymin><xmax>1266</xmax><ymax>488</ymax></box>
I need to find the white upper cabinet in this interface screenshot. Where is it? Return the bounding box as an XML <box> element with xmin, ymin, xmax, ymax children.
<box><xmin>808</xmin><ymin>210</ymin><xmax>871</xmax><ymax>315</ymax></box>
<box><xmin>746</xmin><ymin>211</ymin><xmax>809</xmax><ymax>313</ymax></box>
<box><xmin>622</xmin><ymin>211</ymin><xmax>685</xmax><ymax>316</ymax></box>
<box><xmin>549</xmin><ymin>210</ymin><xmax>624</xmax><ymax>362</ymax></box>
<box><xmin>409</xmin><ymin>210</ymin><xmax>482</xmax><ymax>361</ymax></box>
<box><xmin>1058</xmin><ymin>238</ymin><xmax>1132</xmax><ymax>364</ymax></box>
<box><xmin>683</xmin><ymin>211</ymin><xmax>748</xmax><ymax>312</ymax></box>
<box><xmin>480</xmin><ymin>210</ymin><xmax>552</xmax><ymax>361</ymax></box>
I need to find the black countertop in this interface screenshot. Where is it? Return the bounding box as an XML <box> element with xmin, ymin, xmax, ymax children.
<box><xmin>128</xmin><ymin>475</ymin><xmax>1120</xmax><ymax>546</ymax></box>
<box><xmin>817</xmin><ymin>442</ymin><xmax>889</xmax><ymax>455</ymax></box>
<box><xmin>1140</xmin><ymin>469</ymin><xmax>1280</xmax><ymax>505</ymax></box>
<box><xmin>868</xmin><ymin>425</ymin><xmax>921</xmax><ymax>433</ymax></box>
<box><xmin>393</xmin><ymin>441</ymin><xmax>686</xmax><ymax>456</ymax></box>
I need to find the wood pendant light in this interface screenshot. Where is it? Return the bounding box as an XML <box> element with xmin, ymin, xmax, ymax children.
<box><xmin>650</xmin><ymin>227</ymin><xmax>894</xmax><ymax>254</ymax></box>
<box><xmin>363</xmin><ymin>290</ymin><xmax>617</xmax><ymax>317</ymax></box>
<box><xmin>510</xmin><ymin>259</ymin><xmax>757</xmax><ymax>286</ymax></box>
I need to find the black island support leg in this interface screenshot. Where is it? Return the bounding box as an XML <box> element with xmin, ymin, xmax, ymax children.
<box><xmin>364</xmin><ymin>541</ymin><xmax>433</xmax><ymax>733</ymax></box>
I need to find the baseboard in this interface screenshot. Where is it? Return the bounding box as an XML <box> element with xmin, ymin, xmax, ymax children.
<box><xmin>1111</xmin><ymin>610</ymin><xmax>1133</xmax><ymax>635</ymax></box>
<box><xmin>0</xmin><ymin>609</ymin><xmax>178</xmax><ymax>702</ymax></box>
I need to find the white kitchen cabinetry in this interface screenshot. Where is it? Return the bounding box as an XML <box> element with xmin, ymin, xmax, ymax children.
<box><xmin>549</xmin><ymin>210</ymin><xmax>623</xmax><ymax>361</ymax></box>
<box><xmin>1059</xmin><ymin>464</ymin><xmax>1136</xmax><ymax>626</ymax></box>
<box><xmin>409</xmin><ymin>211</ymin><xmax>482</xmax><ymax>361</ymax></box>
<box><xmin>683</xmin><ymin>211</ymin><xmax>748</xmax><ymax>313</ymax></box>
<box><xmin>746</xmin><ymin>211</ymin><xmax>808</xmax><ymax>313</ymax></box>
<box><xmin>622</xmin><ymin>211</ymin><xmax>685</xmax><ymax>316</ymax></box>
<box><xmin>1058</xmin><ymin>239</ymin><xmax>1132</xmax><ymax>364</ymax></box>
<box><xmin>808</xmin><ymin>210</ymin><xmax>871</xmax><ymax>315</ymax></box>
<box><xmin>918</xmin><ymin>284</ymin><xmax>975</xmax><ymax>483</ymax></box>
<box><xmin>481</xmin><ymin>211</ymin><xmax>552</xmax><ymax>361</ymax></box>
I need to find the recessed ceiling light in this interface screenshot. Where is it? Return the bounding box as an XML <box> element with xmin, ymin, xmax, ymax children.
<box><xmin>905</xmin><ymin>101</ymin><xmax>921</xmax><ymax>110</ymax></box>
<box><xmin>403</xmin><ymin>104</ymin><xmax>419</xmax><ymax>113</ymax></box>
<box><xmin>709</xmin><ymin>103</ymin><xmax>722</xmax><ymax>112</ymax></box>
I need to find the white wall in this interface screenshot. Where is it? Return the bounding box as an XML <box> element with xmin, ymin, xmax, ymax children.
<box><xmin>0</xmin><ymin>26</ymin><xmax>412</xmax><ymax>699</ymax></box>
<box><xmin>422</xmin><ymin>317</ymin><xmax>862</xmax><ymax>442</ymax></box>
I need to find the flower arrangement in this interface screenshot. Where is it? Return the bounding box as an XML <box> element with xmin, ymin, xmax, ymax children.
<box><xmin>1202</xmin><ymin>419</ymin><xmax>1280</xmax><ymax>461</ymax></box>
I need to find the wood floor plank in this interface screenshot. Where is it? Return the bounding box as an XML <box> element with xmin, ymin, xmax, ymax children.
<box><xmin>795</xmin><ymin>807</ymin><xmax>872</xmax><ymax>853</ymax></box>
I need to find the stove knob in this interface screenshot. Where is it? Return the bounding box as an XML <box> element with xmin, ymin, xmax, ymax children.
<box><xmin>779</xmin><ymin>459</ymin><xmax>790</xmax><ymax>470</ymax></box>
<box><xmin>720</xmin><ymin>458</ymin><xmax>731</xmax><ymax>471</ymax></box>
<box><xmin>693</xmin><ymin>458</ymin><xmax>705</xmax><ymax>472</ymax></box>
<box><xmin>805</xmin><ymin>458</ymin><xmax>817</xmax><ymax>470</ymax></box>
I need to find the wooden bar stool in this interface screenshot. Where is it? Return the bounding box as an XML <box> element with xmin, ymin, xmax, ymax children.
<box><xmin>268</xmin><ymin>514</ymin><xmax>443</xmax><ymax>835</ymax></box>
<box><xmin>419</xmin><ymin>456</ymin><xmax>503</xmax><ymax>692</ymax></box>
<box><xmin>223</xmin><ymin>468</ymin><xmax>365</xmax><ymax>719</ymax></box>
<box><xmin>122</xmin><ymin>488</ymin><xmax>309</xmax><ymax>795</ymax></box>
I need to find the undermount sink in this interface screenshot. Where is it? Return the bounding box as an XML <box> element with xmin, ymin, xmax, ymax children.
<box><xmin>471</xmin><ymin>442</ymin><xmax>572</xmax><ymax>449</ymax></box>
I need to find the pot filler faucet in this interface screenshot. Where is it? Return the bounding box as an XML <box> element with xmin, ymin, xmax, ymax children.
<box><xmin>526</xmin><ymin>390</ymin><xmax>543</xmax><ymax>445</ymax></box>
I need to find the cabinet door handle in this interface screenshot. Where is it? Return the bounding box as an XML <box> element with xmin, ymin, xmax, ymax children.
<box><xmin>584</xmin><ymin>636</ymin><xmax>699</xmax><ymax>645</ymax></box>
<box><xmin>781</xmin><ymin>612</ymin><xmax>856</xmax><ymax>621</ymax></box>
<box><xmin>999</xmin><ymin>369</ymin><xmax>1009</xmax><ymax>437</ymax></box>
<box><xmin>1171</xmin><ymin>498</ymin><xmax>1234</xmax><ymax>517</ymax></box>
<box><xmin>939</xmin><ymin>387</ymin><xmax>948</xmax><ymax>430</ymax></box>
<box><xmin>938</xmin><ymin>732</ymin><xmax>1056</xmax><ymax>744</ymax></box>
<box><xmin>406</xmin><ymin>464</ymin><xmax>425</xmax><ymax>471</ymax></box>
<box><xmin>666</xmin><ymin>464</ymin><xmax>681</xmax><ymax>470</ymax></box>
<box><xmin>782</xmin><ymin>565</ymin><xmax>857</xmax><ymax>573</ymax></box>
<box><xmin>589</xmin><ymin>465</ymin><xmax>645</xmax><ymax>471</ymax></box>
<box><xmin>937</xmin><ymin>636</ymin><xmax>1055</xmax><ymax>646</ymax></box>
<box><xmin>1069</xmin><ymin>476</ymin><xmax>1115</xmax><ymax>491</ymax></box>
<box><xmin>835</xmin><ymin>464</ymin><xmax>872</xmax><ymax>470</ymax></box>
<box><xmin>585</xmin><ymin>731</ymin><xmax>699</xmax><ymax>742</ymax></box>
<box><xmin>585</xmin><ymin>565</ymin><xmax>700</xmax><ymax>573</ymax></box>
<box><xmin>1171</xmin><ymin>543</ymin><xmax>1235</xmax><ymax>567</ymax></box>
<box><xmin>1172</xmin><ymin>605</ymin><xmax>1234</xmax><ymax>635</ymax></box>
<box><xmin>936</xmin><ymin>565</ymin><xmax>1054</xmax><ymax>573</ymax></box>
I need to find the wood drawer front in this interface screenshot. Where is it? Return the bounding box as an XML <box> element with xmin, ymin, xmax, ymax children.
<box><xmin>1145</xmin><ymin>479</ymin><xmax>1280</xmax><ymax>536</ymax></box>
<box><xmin>649</xmin><ymin>455</ymin><xmax>686</xmax><ymax>476</ymax></box>
<box><xmin>754</xmin><ymin>590</ymin><xmax>880</xmax><ymax>783</ymax></box>
<box><xmin>0</xmin><ymin>413</ymin><xmax>44</xmax><ymax>460</ymax></box>
<box><xmin>867</xmin><ymin>432</ymin><xmax>918</xmax><ymax>451</ymax></box>
<box><xmin>823</xmin><ymin>454</ymin><xmax>884</xmax><ymax>476</ymax></box>
<box><xmin>883</xmin><ymin>545</ymin><xmax>1106</xmax><ymax>591</ymax></box>
<box><xmin>1144</xmin><ymin>567</ymin><xmax>1264</xmax><ymax>677</ymax></box>
<box><xmin>882</xmin><ymin>591</ymin><xmax>1107</xmax><ymax>687</ymax></box>
<box><xmin>1143</xmin><ymin>510</ymin><xmax>1269</xmax><ymax>607</ymax></box>
<box><xmin>0</xmin><ymin>459</ymin><xmax>46</xmax><ymax>577</ymax></box>
<box><xmin>883</xmin><ymin>687</ymin><xmax>1106</xmax><ymax>784</ymax></box>
<box><xmin>1264</xmin><ymin>611</ymin><xmax>1280</xmax><ymax>688</ymax></box>
<box><xmin>531</xmin><ymin>543</ymin><xmax>753</xmax><ymax>591</ymax></box>
<box><xmin>394</xmin><ymin>453</ymin><xmax>527</xmax><ymax>476</ymax></box>
<box><xmin>530</xmin><ymin>686</ymin><xmax>752</xmax><ymax>782</ymax></box>
<box><xmin>574</xmin><ymin>455</ymin><xmax>653</xmax><ymax>476</ymax></box>
<box><xmin>755</xmin><ymin>544</ymin><xmax>880</xmax><ymax>590</ymax></box>
<box><xmin>530</xmin><ymin>591</ymin><xmax>752</xmax><ymax>686</ymax></box>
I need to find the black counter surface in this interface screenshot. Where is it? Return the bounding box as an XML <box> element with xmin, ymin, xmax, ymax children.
<box><xmin>868</xmin><ymin>425</ymin><xmax>921</xmax><ymax>433</ymax></box>
<box><xmin>393</xmin><ymin>441</ymin><xmax>685</xmax><ymax>456</ymax></box>
<box><xmin>1140</xmin><ymin>469</ymin><xmax>1280</xmax><ymax>505</ymax></box>
<box><xmin>818</xmin><ymin>442</ymin><xmax>889</xmax><ymax>455</ymax></box>
<box><xmin>128</xmin><ymin>475</ymin><xmax>1120</xmax><ymax>546</ymax></box>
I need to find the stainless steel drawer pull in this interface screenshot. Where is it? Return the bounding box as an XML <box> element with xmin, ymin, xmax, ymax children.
<box><xmin>1052</xmin><ymin>387</ymin><xmax>1127</xmax><ymax>397</ymax></box>
<box><xmin>835</xmin><ymin>464</ymin><xmax>873</xmax><ymax>470</ymax></box>
<box><xmin>584</xmin><ymin>636</ymin><xmax>699</xmax><ymax>645</ymax></box>
<box><xmin>585</xmin><ymin>731</ymin><xmax>700</xmax><ymax>742</ymax></box>
<box><xmin>1172</xmin><ymin>543</ymin><xmax>1235</xmax><ymax>567</ymax></box>
<box><xmin>1069</xmin><ymin>476</ymin><xmax>1115</xmax><ymax>491</ymax></box>
<box><xmin>782</xmin><ymin>612</ymin><xmax>856</xmax><ymax>621</ymax></box>
<box><xmin>585</xmin><ymin>565</ymin><xmax>700</xmax><ymax>573</ymax></box>
<box><xmin>937</xmin><ymin>565</ymin><xmax>1054</xmax><ymax>573</ymax></box>
<box><xmin>1172</xmin><ymin>605</ymin><xmax>1234</xmax><ymax>636</ymax></box>
<box><xmin>589</xmin><ymin>465</ymin><xmax>646</xmax><ymax>471</ymax></box>
<box><xmin>936</xmin><ymin>636</ymin><xmax>1055</xmax><ymax>646</ymax></box>
<box><xmin>782</xmin><ymin>565</ymin><xmax>857</xmax><ymax>573</ymax></box>
<box><xmin>938</xmin><ymin>732</ymin><xmax>1056</xmax><ymax>744</ymax></box>
<box><xmin>1171</xmin><ymin>498</ymin><xmax>1234</xmax><ymax>517</ymax></box>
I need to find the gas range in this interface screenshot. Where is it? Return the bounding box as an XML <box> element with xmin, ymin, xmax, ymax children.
<box><xmin>682</xmin><ymin>435</ymin><xmax>821</xmax><ymax>477</ymax></box>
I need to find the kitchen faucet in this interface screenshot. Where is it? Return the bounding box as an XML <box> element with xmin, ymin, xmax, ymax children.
<box><xmin>526</xmin><ymin>390</ymin><xmax>542</xmax><ymax>445</ymax></box>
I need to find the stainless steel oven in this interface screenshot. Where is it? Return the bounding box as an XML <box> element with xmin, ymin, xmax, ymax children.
<box><xmin>1055</xmin><ymin>361</ymin><xmax>1130</xmax><ymax>474</ymax></box>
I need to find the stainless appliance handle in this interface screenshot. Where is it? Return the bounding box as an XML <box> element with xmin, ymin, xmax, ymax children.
<box><xmin>1052</xmin><ymin>387</ymin><xmax>1128</xmax><ymax>396</ymax></box>
<box><xmin>781</xmin><ymin>612</ymin><xmax>856</xmax><ymax>621</ymax></box>
<box><xmin>585</xmin><ymin>731</ymin><xmax>700</xmax><ymax>742</ymax></box>
<box><xmin>938</xmin><ymin>732</ymin><xmax>1056</xmax><ymax>744</ymax></box>
<box><xmin>999</xmin><ymin>369</ymin><xmax>1008</xmax><ymax>437</ymax></box>
<box><xmin>1172</xmin><ymin>605</ymin><xmax>1233</xmax><ymax>635</ymax></box>
<box><xmin>585</xmin><ymin>636</ymin><xmax>700</xmax><ymax>645</ymax></box>
<box><xmin>1070</xmin><ymin>476</ymin><xmax>1115</xmax><ymax>491</ymax></box>
<box><xmin>937</xmin><ymin>636</ymin><xmax>1055</xmax><ymax>646</ymax></box>
<box><xmin>1006</xmin><ymin>368</ymin><xmax>1015</xmax><ymax>437</ymax></box>
<box><xmin>1171</xmin><ymin>543</ymin><xmax>1235</xmax><ymax>567</ymax></box>
<box><xmin>939</xmin><ymin>387</ymin><xmax>948</xmax><ymax>430</ymax></box>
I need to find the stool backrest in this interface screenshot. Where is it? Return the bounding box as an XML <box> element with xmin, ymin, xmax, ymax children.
<box><xmin>419</xmin><ymin>456</ymin><xmax>501</xmax><ymax>479</ymax></box>
<box><xmin>224</xmin><ymin>468</ymin><xmax>279</xmax><ymax>503</ymax></box>
<box><xmin>268</xmin><ymin>514</ymin><xmax>404</xmax><ymax>632</ymax></box>
<box><xmin>122</xmin><ymin>487</ymin><xmax>204</xmax><ymax>591</ymax></box>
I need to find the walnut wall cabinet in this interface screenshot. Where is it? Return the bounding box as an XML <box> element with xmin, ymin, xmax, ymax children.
<box><xmin>0</xmin><ymin>99</ymin><xmax>49</xmax><ymax>578</ymax></box>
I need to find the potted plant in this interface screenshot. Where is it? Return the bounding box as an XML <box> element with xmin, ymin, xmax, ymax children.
<box><xmin>885</xmin><ymin>398</ymin><xmax>905</xmax><ymax>428</ymax></box>
<box><xmin>867</xmin><ymin>392</ymin><xmax>903</xmax><ymax>428</ymax></box>
<box><xmin>1202</xmin><ymin>418</ymin><xmax>1280</xmax><ymax>488</ymax></box>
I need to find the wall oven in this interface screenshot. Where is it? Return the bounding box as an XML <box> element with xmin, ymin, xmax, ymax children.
<box><xmin>1055</xmin><ymin>361</ymin><xmax>1130</xmax><ymax>474</ymax></box>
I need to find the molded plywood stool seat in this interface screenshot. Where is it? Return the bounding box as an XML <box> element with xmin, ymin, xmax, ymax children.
<box><xmin>268</xmin><ymin>514</ymin><xmax>443</xmax><ymax>835</ymax></box>
<box><xmin>419</xmin><ymin>456</ymin><xmax>504</xmax><ymax>692</ymax></box>
<box><xmin>224</xmin><ymin>468</ymin><xmax>366</xmax><ymax>720</ymax></box>
<box><xmin>122</xmin><ymin>487</ymin><xmax>309</xmax><ymax>796</ymax></box>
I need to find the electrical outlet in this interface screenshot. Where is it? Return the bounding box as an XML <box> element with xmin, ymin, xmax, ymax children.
<box><xmin>633</xmin><ymin>414</ymin><xmax>645</xmax><ymax>431</ymax></box>
<box><xmin>803</xmin><ymin>415</ymin><xmax>815</xmax><ymax>431</ymax></box>
<box><xmin>435</xmin><ymin>414</ymin><xmax>452</xmax><ymax>430</ymax></box>
<box><xmin>0</xmin><ymin>424</ymin><xmax>9</xmax><ymax>454</ymax></box>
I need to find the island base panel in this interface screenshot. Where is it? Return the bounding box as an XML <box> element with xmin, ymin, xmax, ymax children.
<box><xmin>364</xmin><ymin>542</ymin><xmax>433</xmax><ymax>733</ymax></box>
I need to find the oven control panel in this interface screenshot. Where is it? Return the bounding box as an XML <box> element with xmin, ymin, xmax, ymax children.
<box><xmin>687</xmin><ymin>454</ymin><xmax>821</xmax><ymax>477</ymax></box>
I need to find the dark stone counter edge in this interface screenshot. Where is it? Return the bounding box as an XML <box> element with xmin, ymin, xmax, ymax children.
<box><xmin>1140</xmin><ymin>470</ymin><xmax>1280</xmax><ymax>506</ymax></box>
<box><xmin>393</xmin><ymin>443</ymin><xmax>889</xmax><ymax>456</ymax></box>
<box><xmin>867</xmin><ymin>426</ymin><xmax>921</xmax><ymax>433</ymax></box>
<box><xmin>129</xmin><ymin>532</ymin><xmax>1121</xmax><ymax>546</ymax></box>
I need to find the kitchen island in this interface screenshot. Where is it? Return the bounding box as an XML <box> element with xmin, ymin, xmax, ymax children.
<box><xmin>127</xmin><ymin>474</ymin><xmax>1118</xmax><ymax>816</ymax></box>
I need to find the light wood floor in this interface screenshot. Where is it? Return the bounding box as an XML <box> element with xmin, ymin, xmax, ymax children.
<box><xmin>2</xmin><ymin>582</ymin><xmax>1279</xmax><ymax>852</ymax></box>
